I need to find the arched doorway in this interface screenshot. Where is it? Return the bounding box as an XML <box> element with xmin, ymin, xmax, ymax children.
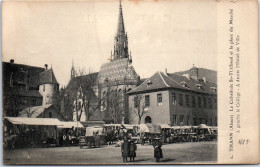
<box><xmin>145</xmin><ymin>116</ymin><xmax>152</xmax><ymax>123</ymax></box>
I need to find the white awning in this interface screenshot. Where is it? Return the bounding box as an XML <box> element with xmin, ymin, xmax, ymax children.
<box><xmin>58</xmin><ymin>121</ymin><xmax>84</xmax><ymax>128</ymax></box>
<box><xmin>4</xmin><ymin>117</ymin><xmax>63</xmax><ymax>126</ymax></box>
<box><xmin>159</xmin><ymin>124</ymin><xmax>171</xmax><ymax>129</ymax></box>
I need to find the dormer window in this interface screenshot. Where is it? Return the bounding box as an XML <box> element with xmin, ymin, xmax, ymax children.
<box><xmin>180</xmin><ymin>81</ymin><xmax>188</xmax><ymax>87</ymax></box>
<box><xmin>196</xmin><ymin>84</ymin><xmax>202</xmax><ymax>89</ymax></box>
<box><xmin>147</xmin><ymin>80</ymin><xmax>152</xmax><ymax>87</ymax></box>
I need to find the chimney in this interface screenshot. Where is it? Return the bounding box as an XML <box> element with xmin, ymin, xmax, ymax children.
<box><xmin>44</xmin><ymin>64</ymin><xmax>48</xmax><ymax>70</ymax></box>
<box><xmin>10</xmin><ymin>59</ymin><xmax>14</xmax><ymax>63</ymax></box>
<box><xmin>165</xmin><ymin>68</ymin><xmax>168</xmax><ymax>75</ymax></box>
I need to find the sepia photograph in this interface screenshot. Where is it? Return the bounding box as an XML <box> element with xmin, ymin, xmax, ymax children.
<box><xmin>2</xmin><ymin>0</ymin><xmax>257</xmax><ymax>165</ymax></box>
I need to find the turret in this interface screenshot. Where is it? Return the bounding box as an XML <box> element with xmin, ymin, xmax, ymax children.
<box><xmin>39</xmin><ymin>65</ymin><xmax>59</xmax><ymax>105</ymax></box>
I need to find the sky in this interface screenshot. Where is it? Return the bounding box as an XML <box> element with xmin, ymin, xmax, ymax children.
<box><xmin>2</xmin><ymin>0</ymin><xmax>217</xmax><ymax>87</ymax></box>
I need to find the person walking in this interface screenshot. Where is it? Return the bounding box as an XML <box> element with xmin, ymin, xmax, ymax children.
<box><xmin>129</xmin><ymin>140</ymin><xmax>137</xmax><ymax>162</ymax></box>
<box><xmin>121</xmin><ymin>136</ymin><xmax>130</xmax><ymax>162</ymax></box>
<box><xmin>153</xmin><ymin>136</ymin><xmax>163</xmax><ymax>162</ymax></box>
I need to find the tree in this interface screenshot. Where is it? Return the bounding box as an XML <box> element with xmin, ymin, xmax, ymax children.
<box><xmin>105</xmin><ymin>89</ymin><xmax>125</xmax><ymax>124</ymax></box>
<box><xmin>130</xmin><ymin>94</ymin><xmax>148</xmax><ymax>124</ymax></box>
<box><xmin>63</xmin><ymin>67</ymin><xmax>104</xmax><ymax>121</ymax></box>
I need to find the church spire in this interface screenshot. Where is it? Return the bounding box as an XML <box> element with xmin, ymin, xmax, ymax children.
<box><xmin>111</xmin><ymin>0</ymin><xmax>130</xmax><ymax>61</ymax></box>
<box><xmin>117</xmin><ymin>0</ymin><xmax>125</xmax><ymax>36</ymax></box>
<box><xmin>71</xmin><ymin>59</ymin><xmax>76</xmax><ymax>79</ymax></box>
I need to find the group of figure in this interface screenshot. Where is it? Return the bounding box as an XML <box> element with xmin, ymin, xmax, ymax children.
<box><xmin>121</xmin><ymin>136</ymin><xmax>137</xmax><ymax>162</ymax></box>
<box><xmin>121</xmin><ymin>135</ymin><xmax>163</xmax><ymax>163</ymax></box>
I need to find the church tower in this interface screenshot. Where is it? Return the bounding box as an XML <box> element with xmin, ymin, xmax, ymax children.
<box><xmin>111</xmin><ymin>0</ymin><xmax>132</xmax><ymax>63</ymax></box>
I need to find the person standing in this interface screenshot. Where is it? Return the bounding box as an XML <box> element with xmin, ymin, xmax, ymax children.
<box><xmin>121</xmin><ymin>137</ymin><xmax>129</xmax><ymax>162</ymax></box>
<box><xmin>153</xmin><ymin>136</ymin><xmax>163</xmax><ymax>162</ymax></box>
<box><xmin>129</xmin><ymin>140</ymin><xmax>137</xmax><ymax>162</ymax></box>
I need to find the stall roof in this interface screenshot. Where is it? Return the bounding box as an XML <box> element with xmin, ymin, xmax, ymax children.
<box><xmin>159</xmin><ymin>124</ymin><xmax>171</xmax><ymax>129</ymax></box>
<box><xmin>4</xmin><ymin>117</ymin><xmax>62</xmax><ymax>126</ymax></box>
<box><xmin>58</xmin><ymin>121</ymin><xmax>84</xmax><ymax>128</ymax></box>
<box><xmin>80</xmin><ymin>121</ymin><xmax>105</xmax><ymax>127</ymax></box>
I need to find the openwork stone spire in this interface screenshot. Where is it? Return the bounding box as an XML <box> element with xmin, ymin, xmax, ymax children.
<box><xmin>111</xmin><ymin>0</ymin><xmax>130</xmax><ymax>62</ymax></box>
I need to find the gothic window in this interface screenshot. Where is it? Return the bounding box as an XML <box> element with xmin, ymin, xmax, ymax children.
<box><xmin>43</xmin><ymin>85</ymin><xmax>45</xmax><ymax>92</ymax></box>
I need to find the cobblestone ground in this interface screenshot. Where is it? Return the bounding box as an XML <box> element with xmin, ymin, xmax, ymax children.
<box><xmin>3</xmin><ymin>141</ymin><xmax>217</xmax><ymax>165</ymax></box>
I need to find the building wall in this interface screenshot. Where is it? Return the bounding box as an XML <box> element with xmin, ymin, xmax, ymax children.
<box><xmin>39</xmin><ymin>83</ymin><xmax>58</xmax><ymax>105</ymax></box>
<box><xmin>129</xmin><ymin>89</ymin><xmax>217</xmax><ymax>126</ymax></box>
<box><xmin>38</xmin><ymin>106</ymin><xmax>64</xmax><ymax>121</ymax></box>
<box><xmin>129</xmin><ymin>90</ymin><xmax>171</xmax><ymax>124</ymax></box>
<box><xmin>168</xmin><ymin>89</ymin><xmax>217</xmax><ymax>126</ymax></box>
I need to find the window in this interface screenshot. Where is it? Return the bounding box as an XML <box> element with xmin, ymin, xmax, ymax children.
<box><xmin>49</xmin><ymin>112</ymin><xmax>52</xmax><ymax>118</ymax></box>
<box><xmin>179</xmin><ymin>94</ymin><xmax>183</xmax><ymax>106</ymax></box>
<box><xmin>208</xmin><ymin>98</ymin><xmax>213</xmax><ymax>109</ymax></box>
<box><xmin>173</xmin><ymin>115</ymin><xmax>177</xmax><ymax>125</ymax></box>
<box><xmin>43</xmin><ymin>85</ymin><xmax>45</xmax><ymax>92</ymax></box>
<box><xmin>172</xmin><ymin>93</ymin><xmax>176</xmax><ymax>106</ymax></box>
<box><xmin>186</xmin><ymin>115</ymin><xmax>190</xmax><ymax>125</ymax></box>
<box><xmin>185</xmin><ymin>95</ymin><xmax>190</xmax><ymax>107</ymax></box>
<box><xmin>157</xmin><ymin>94</ymin><xmax>162</xmax><ymax>106</ymax></box>
<box><xmin>203</xmin><ymin>97</ymin><xmax>207</xmax><ymax>108</ymax></box>
<box><xmin>192</xmin><ymin>96</ymin><xmax>196</xmax><ymax>107</ymax></box>
<box><xmin>198</xmin><ymin>97</ymin><xmax>202</xmax><ymax>108</ymax></box>
<box><xmin>134</xmin><ymin>96</ymin><xmax>138</xmax><ymax>108</ymax></box>
<box><xmin>145</xmin><ymin>95</ymin><xmax>150</xmax><ymax>107</ymax></box>
<box><xmin>179</xmin><ymin>115</ymin><xmax>184</xmax><ymax>123</ymax></box>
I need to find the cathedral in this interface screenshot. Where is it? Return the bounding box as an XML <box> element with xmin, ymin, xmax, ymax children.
<box><xmin>66</xmin><ymin>1</ymin><xmax>140</xmax><ymax>123</ymax></box>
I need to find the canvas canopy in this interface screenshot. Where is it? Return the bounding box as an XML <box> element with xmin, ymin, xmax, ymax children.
<box><xmin>138</xmin><ymin>123</ymin><xmax>161</xmax><ymax>134</ymax></box>
<box><xmin>159</xmin><ymin>124</ymin><xmax>171</xmax><ymax>129</ymax></box>
<box><xmin>198</xmin><ymin>124</ymin><xmax>208</xmax><ymax>129</ymax></box>
<box><xmin>85</xmin><ymin>126</ymin><xmax>103</xmax><ymax>136</ymax></box>
<box><xmin>121</xmin><ymin>124</ymin><xmax>135</xmax><ymax>129</ymax></box>
<box><xmin>57</xmin><ymin>121</ymin><xmax>84</xmax><ymax>128</ymax></box>
<box><xmin>4</xmin><ymin>117</ymin><xmax>62</xmax><ymax>126</ymax></box>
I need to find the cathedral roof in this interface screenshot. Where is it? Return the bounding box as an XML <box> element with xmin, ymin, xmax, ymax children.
<box><xmin>98</xmin><ymin>58</ymin><xmax>139</xmax><ymax>85</ymax></box>
<box><xmin>128</xmin><ymin>71</ymin><xmax>217</xmax><ymax>95</ymax></box>
<box><xmin>39</xmin><ymin>69</ymin><xmax>59</xmax><ymax>85</ymax></box>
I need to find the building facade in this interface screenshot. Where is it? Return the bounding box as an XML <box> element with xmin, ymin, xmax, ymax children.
<box><xmin>2</xmin><ymin>60</ymin><xmax>60</xmax><ymax>118</ymax></box>
<box><xmin>128</xmin><ymin>66</ymin><xmax>217</xmax><ymax>126</ymax></box>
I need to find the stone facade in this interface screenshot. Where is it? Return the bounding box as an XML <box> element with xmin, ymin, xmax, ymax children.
<box><xmin>128</xmin><ymin>69</ymin><xmax>217</xmax><ymax>126</ymax></box>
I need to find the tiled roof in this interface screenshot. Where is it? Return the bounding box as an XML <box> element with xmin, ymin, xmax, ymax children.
<box><xmin>66</xmin><ymin>72</ymin><xmax>99</xmax><ymax>91</ymax></box>
<box><xmin>39</xmin><ymin>69</ymin><xmax>58</xmax><ymax>85</ymax></box>
<box><xmin>98</xmin><ymin>58</ymin><xmax>139</xmax><ymax>84</ymax></box>
<box><xmin>173</xmin><ymin>68</ymin><xmax>217</xmax><ymax>83</ymax></box>
<box><xmin>19</xmin><ymin>104</ymin><xmax>52</xmax><ymax>118</ymax></box>
<box><xmin>128</xmin><ymin>71</ymin><xmax>217</xmax><ymax>95</ymax></box>
<box><xmin>2</xmin><ymin>62</ymin><xmax>45</xmax><ymax>89</ymax></box>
